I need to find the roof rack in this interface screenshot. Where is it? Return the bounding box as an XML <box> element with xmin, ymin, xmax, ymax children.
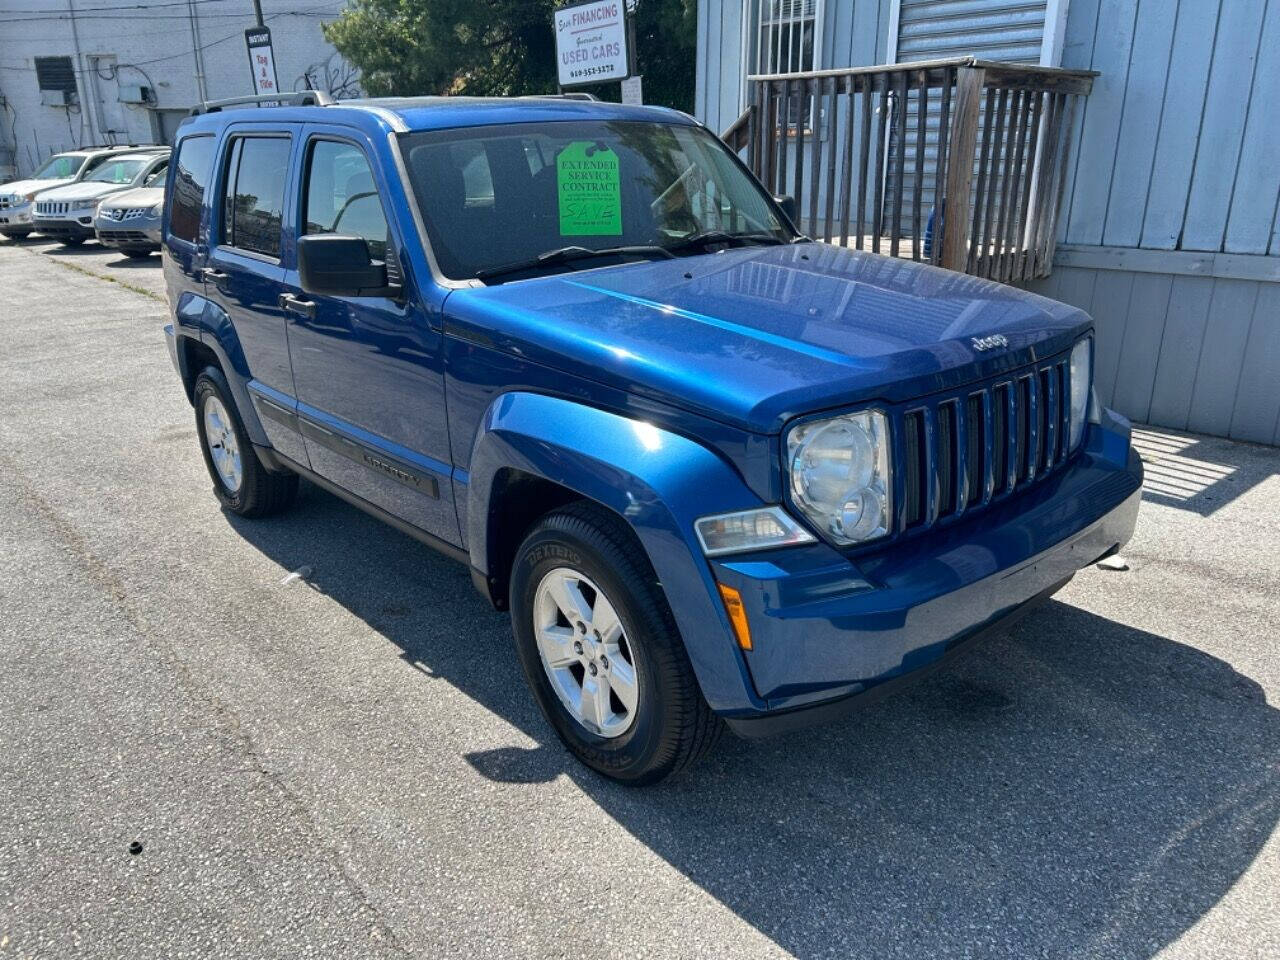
<box><xmin>519</xmin><ymin>92</ymin><xmax>600</xmax><ymax>102</ymax></box>
<box><xmin>190</xmin><ymin>90</ymin><xmax>334</xmax><ymax>117</ymax></box>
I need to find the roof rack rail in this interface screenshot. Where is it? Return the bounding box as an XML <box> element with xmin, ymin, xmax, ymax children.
<box><xmin>519</xmin><ymin>92</ymin><xmax>600</xmax><ymax>102</ymax></box>
<box><xmin>190</xmin><ymin>90</ymin><xmax>334</xmax><ymax>116</ymax></box>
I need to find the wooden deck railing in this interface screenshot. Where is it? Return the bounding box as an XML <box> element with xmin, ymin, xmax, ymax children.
<box><xmin>722</xmin><ymin>58</ymin><xmax>1096</xmax><ymax>282</ymax></box>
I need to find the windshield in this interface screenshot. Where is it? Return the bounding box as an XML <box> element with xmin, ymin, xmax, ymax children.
<box><xmin>400</xmin><ymin>120</ymin><xmax>792</xmax><ymax>281</ymax></box>
<box><xmin>32</xmin><ymin>154</ymin><xmax>86</xmax><ymax>180</ymax></box>
<box><xmin>86</xmin><ymin>158</ymin><xmax>149</xmax><ymax>184</ymax></box>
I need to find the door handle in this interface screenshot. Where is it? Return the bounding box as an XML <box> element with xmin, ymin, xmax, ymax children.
<box><xmin>278</xmin><ymin>293</ymin><xmax>316</xmax><ymax>319</ymax></box>
<box><xmin>202</xmin><ymin>267</ymin><xmax>228</xmax><ymax>281</ymax></box>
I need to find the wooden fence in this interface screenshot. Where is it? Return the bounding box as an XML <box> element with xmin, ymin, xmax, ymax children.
<box><xmin>722</xmin><ymin>58</ymin><xmax>1096</xmax><ymax>282</ymax></box>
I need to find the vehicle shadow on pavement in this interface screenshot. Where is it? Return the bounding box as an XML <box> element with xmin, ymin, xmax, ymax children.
<box><xmin>227</xmin><ymin>482</ymin><xmax>1279</xmax><ymax>960</ymax></box>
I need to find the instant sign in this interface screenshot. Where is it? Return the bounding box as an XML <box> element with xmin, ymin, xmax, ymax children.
<box><xmin>553</xmin><ymin>0</ymin><xmax>629</xmax><ymax>88</ymax></box>
<box><xmin>245</xmin><ymin>26</ymin><xmax>280</xmax><ymax>99</ymax></box>
<box><xmin>557</xmin><ymin>141</ymin><xmax>622</xmax><ymax>236</ymax></box>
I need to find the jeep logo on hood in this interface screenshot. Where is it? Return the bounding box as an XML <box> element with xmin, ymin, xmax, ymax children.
<box><xmin>970</xmin><ymin>334</ymin><xmax>1009</xmax><ymax>352</ymax></box>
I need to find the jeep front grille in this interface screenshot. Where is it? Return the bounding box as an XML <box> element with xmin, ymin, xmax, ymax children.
<box><xmin>36</xmin><ymin>200</ymin><xmax>70</xmax><ymax>215</ymax></box>
<box><xmin>898</xmin><ymin>353</ymin><xmax>1075</xmax><ymax>535</ymax></box>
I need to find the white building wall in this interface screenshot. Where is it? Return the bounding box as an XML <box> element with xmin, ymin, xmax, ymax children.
<box><xmin>0</xmin><ymin>0</ymin><xmax>356</xmax><ymax>177</ymax></box>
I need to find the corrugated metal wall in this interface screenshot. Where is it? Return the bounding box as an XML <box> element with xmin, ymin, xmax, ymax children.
<box><xmin>896</xmin><ymin>0</ymin><xmax>1047</xmax><ymax>63</ymax></box>
<box><xmin>890</xmin><ymin>0</ymin><xmax>1049</xmax><ymax>238</ymax></box>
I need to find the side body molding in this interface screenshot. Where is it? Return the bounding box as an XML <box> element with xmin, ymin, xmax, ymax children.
<box><xmin>465</xmin><ymin>391</ymin><xmax>767</xmax><ymax>713</ymax></box>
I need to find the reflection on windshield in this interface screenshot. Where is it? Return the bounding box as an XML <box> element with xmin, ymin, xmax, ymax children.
<box><xmin>401</xmin><ymin>119</ymin><xmax>792</xmax><ymax>281</ymax></box>
<box><xmin>33</xmin><ymin>155</ymin><xmax>85</xmax><ymax>180</ymax></box>
<box><xmin>87</xmin><ymin>159</ymin><xmax>149</xmax><ymax>184</ymax></box>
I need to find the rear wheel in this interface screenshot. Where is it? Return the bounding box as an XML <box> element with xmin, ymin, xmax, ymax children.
<box><xmin>510</xmin><ymin>502</ymin><xmax>722</xmax><ymax>785</ymax></box>
<box><xmin>193</xmin><ymin>366</ymin><xmax>298</xmax><ymax>517</ymax></box>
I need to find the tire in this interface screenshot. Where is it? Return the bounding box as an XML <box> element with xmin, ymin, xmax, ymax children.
<box><xmin>0</xmin><ymin>228</ymin><xmax>32</xmax><ymax>240</ymax></box>
<box><xmin>511</xmin><ymin>502</ymin><xmax>722</xmax><ymax>785</ymax></box>
<box><xmin>193</xmin><ymin>366</ymin><xmax>298</xmax><ymax>517</ymax></box>
<box><xmin>59</xmin><ymin>237</ymin><xmax>85</xmax><ymax>246</ymax></box>
<box><xmin>124</xmin><ymin>249</ymin><xmax>152</xmax><ymax>260</ymax></box>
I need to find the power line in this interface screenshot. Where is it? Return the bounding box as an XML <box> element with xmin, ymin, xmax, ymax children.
<box><xmin>0</xmin><ymin>2</ymin><xmax>348</xmax><ymax>73</ymax></box>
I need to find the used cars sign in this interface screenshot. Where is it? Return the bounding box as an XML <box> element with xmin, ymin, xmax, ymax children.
<box><xmin>553</xmin><ymin>0</ymin><xmax>629</xmax><ymax>88</ymax></box>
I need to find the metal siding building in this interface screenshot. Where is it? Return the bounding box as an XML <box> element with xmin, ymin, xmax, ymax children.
<box><xmin>696</xmin><ymin>0</ymin><xmax>1280</xmax><ymax>445</ymax></box>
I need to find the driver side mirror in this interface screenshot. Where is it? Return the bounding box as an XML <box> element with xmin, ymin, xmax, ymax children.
<box><xmin>297</xmin><ymin>234</ymin><xmax>399</xmax><ymax>298</ymax></box>
<box><xmin>774</xmin><ymin>195</ymin><xmax>798</xmax><ymax>227</ymax></box>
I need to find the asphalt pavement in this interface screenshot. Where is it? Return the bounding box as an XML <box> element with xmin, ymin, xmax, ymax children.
<box><xmin>1</xmin><ymin>235</ymin><xmax>1277</xmax><ymax>959</ymax></box>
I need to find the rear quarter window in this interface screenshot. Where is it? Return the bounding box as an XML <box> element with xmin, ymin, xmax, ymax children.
<box><xmin>169</xmin><ymin>136</ymin><xmax>216</xmax><ymax>244</ymax></box>
<box><xmin>220</xmin><ymin>136</ymin><xmax>291</xmax><ymax>259</ymax></box>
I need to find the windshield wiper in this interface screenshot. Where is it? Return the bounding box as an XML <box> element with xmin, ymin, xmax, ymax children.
<box><xmin>662</xmin><ymin>231</ymin><xmax>789</xmax><ymax>255</ymax></box>
<box><xmin>475</xmin><ymin>244</ymin><xmax>675</xmax><ymax>282</ymax></box>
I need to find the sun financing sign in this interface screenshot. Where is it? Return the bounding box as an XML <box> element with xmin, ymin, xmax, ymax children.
<box><xmin>553</xmin><ymin>0</ymin><xmax>631</xmax><ymax>88</ymax></box>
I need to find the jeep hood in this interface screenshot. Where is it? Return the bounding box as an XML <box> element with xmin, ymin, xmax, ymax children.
<box><xmin>442</xmin><ymin>242</ymin><xmax>1091</xmax><ymax>434</ymax></box>
<box><xmin>1</xmin><ymin>177</ymin><xmax>74</xmax><ymax>198</ymax></box>
<box><xmin>37</xmin><ymin>181</ymin><xmax>133</xmax><ymax>203</ymax></box>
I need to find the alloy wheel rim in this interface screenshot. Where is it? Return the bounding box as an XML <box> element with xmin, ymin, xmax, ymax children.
<box><xmin>203</xmin><ymin>395</ymin><xmax>243</xmax><ymax>493</ymax></box>
<box><xmin>533</xmin><ymin>567</ymin><xmax>640</xmax><ymax>739</ymax></box>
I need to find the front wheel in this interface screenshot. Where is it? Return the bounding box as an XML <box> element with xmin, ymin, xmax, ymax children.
<box><xmin>193</xmin><ymin>367</ymin><xmax>298</xmax><ymax>517</ymax></box>
<box><xmin>510</xmin><ymin>502</ymin><xmax>722</xmax><ymax>785</ymax></box>
<box><xmin>123</xmin><ymin>249</ymin><xmax>153</xmax><ymax>260</ymax></box>
<box><xmin>59</xmin><ymin>237</ymin><xmax>85</xmax><ymax>247</ymax></box>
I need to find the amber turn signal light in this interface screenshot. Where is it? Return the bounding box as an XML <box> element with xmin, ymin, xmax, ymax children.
<box><xmin>717</xmin><ymin>583</ymin><xmax>753</xmax><ymax>651</ymax></box>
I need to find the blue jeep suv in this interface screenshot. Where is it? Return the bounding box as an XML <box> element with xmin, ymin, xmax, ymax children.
<box><xmin>162</xmin><ymin>91</ymin><xmax>1142</xmax><ymax>784</ymax></box>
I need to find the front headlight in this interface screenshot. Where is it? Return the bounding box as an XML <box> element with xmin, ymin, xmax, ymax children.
<box><xmin>1068</xmin><ymin>337</ymin><xmax>1092</xmax><ymax>450</ymax></box>
<box><xmin>74</xmin><ymin>199</ymin><xmax>99</xmax><ymax>211</ymax></box>
<box><xmin>787</xmin><ymin>410</ymin><xmax>892</xmax><ymax>545</ymax></box>
<box><xmin>149</xmin><ymin>203</ymin><xmax>162</xmax><ymax>216</ymax></box>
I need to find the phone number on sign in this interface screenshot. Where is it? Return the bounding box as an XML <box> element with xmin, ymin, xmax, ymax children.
<box><xmin>566</xmin><ymin>65</ymin><xmax>620</xmax><ymax>81</ymax></box>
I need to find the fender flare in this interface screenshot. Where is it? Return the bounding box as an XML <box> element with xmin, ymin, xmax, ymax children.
<box><xmin>466</xmin><ymin>391</ymin><xmax>768</xmax><ymax>713</ymax></box>
<box><xmin>182</xmin><ymin>294</ymin><xmax>270</xmax><ymax>447</ymax></box>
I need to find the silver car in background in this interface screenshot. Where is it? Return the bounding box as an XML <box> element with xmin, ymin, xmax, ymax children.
<box><xmin>94</xmin><ymin>165</ymin><xmax>168</xmax><ymax>259</ymax></box>
<box><xmin>32</xmin><ymin>149</ymin><xmax>169</xmax><ymax>246</ymax></box>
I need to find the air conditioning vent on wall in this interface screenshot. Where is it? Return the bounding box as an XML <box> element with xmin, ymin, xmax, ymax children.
<box><xmin>118</xmin><ymin>84</ymin><xmax>152</xmax><ymax>104</ymax></box>
<box><xmin>41</xmin><ymin>89</ymin><xmax>77</xmax><ymax>107</ymax></box>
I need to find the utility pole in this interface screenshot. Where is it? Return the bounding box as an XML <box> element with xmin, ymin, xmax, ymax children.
<box><xmin>251</xmin><ymin>0</ymin><xmax>265</xmax><ymax>27</ymax></box>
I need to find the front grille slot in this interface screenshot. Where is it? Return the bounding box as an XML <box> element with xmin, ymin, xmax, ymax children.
<box><xmin>1016</xmin><ymin>376</ymin><xmax>1032</xmax><ymax>482</ymax></box>
<box><xmin>903</xmin><ymin>410</ymin><xmax>926</xmax><ymax>528</ymax></box>
<box><xmin>992</xmin><ymin>383</ymin><xmax>1010</xmax><ymax>495</ymax></box>
<box><xmin>965</xmin><ymin>393</ymin><xmax>983</xmax><ymax>506</ymax></box>
<box><xmin>937</xmin><ymin>401</ymin><xmax>957</xmax><ymax>517</ymax></box>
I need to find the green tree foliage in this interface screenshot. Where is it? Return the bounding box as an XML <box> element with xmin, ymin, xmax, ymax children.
<box><xmin>323</xmin><ymin>0</ymin><xmax>697</xmax><ymax>111</ymax></box>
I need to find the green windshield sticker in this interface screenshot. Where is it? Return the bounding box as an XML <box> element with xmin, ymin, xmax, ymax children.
<box><xmin>557</xmin><ymin>141</ymin><xmax>622</xmax><ymax>236</ymax></box>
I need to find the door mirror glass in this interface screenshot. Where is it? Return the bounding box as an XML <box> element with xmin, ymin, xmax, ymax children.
<box><xmin>297</xmin><ymin>234</ymin><xmax>389</xmax><ymax>297</ymax></box>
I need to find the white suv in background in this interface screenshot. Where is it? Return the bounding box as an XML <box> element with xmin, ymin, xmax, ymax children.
<box><xmin>0</xmin><ymin>145</ymin><xmax>157</xmax><ymax>240</ymax></box>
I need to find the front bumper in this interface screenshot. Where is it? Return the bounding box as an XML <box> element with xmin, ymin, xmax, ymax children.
<box><xmin>95</xmin><ymin>210</ymin><xmax>161</xmax><ymax>248</ymax></box>
<box><xmin>711</xmin><ymin>410</ymin><xmax>1143</xmax><ymax>733</ymax></box>
<box><xmin>33</xmin><ymin>215</ymin><xmax>97</xmax><ymax>240</ymax></box>
<box><xmin>0</xmin><ymin>199</ymin><xmax>33</xmax><ymax>231</ymax></box>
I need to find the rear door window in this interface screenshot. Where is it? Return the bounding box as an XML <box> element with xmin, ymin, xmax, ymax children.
<box><xmin>220</xmin><ymin>135</ymin><xmax>291</xmax><ymax>259</ymax></box>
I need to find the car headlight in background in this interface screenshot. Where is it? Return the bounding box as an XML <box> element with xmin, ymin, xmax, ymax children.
<box><xmin>73</xmin><ymin>199</ymin><xmax>99</xmax><ymax>211</ymax></box>
<box><xmin>787</xmin><ymin>410</ymin><xmax>892</xmax><ymax>545</ymax></box>
<box><xmin>149</xmin><ymin>203</ymin><xmax>162</xmax><ymax>216</ymax></box>
<box><xmin>695</xmin><ymin>506</ymin><xmax>815</xmax><ymax>557</ymax></box>
<box><xmin>1068</xmin><ymin>337</ymin><xmax>1092</xmax><ymax>451</ymax></box>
